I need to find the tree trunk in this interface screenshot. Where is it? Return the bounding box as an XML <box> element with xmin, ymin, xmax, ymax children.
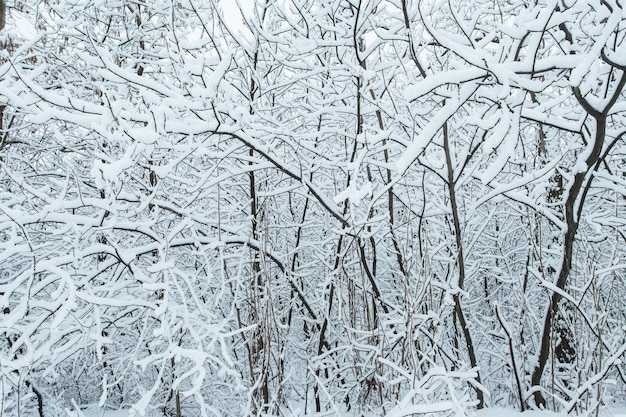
<box><xmin>443</xmin><ymin>122</ymin><xmax>484</xmax><ymax>408</ymax></box>
<box><xmin>0</xmin><ymin>0</ymin><xmax>5</xmax><ymax>31</ymax></box>
<box><xmin>0</xmin><ymin>0</ymin><xmax>5</xmax><ymax>148</ymax></box>
<box><xmin>531</xmin><ymin>112</ymin><xmax>610</xmax><ymax>408</ymax></box>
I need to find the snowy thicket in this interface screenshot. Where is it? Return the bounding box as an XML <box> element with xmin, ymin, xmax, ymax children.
<box><xmin>0</xmin><ymin>0</ymin><xmax>625</xmax><ymax>416</ymax></box>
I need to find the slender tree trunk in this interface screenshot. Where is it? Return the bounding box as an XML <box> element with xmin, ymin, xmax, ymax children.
<box><xmin>0</xmin><ymin>0</ymin><xmax>5</xmax><ymax>149</ymax></box>
<box><xmin>442</xmin><ymin>122</ymin><xmax>484</xmax><ymax>408</ymax></box>
<box><xmin>531</xmin><ymin>69</ymin><xmax>626</xmax><ymax>405</ymax></box>
<box><xmin>0</xmin><ymin>0</ymin><xmax>5</xmax><ymax>31</ymax></box>
<box><xmin>531</xmin><ymin>116</ymin><xmax>606</xmax><ymax>408</ymax></box>
<box><xmin>247</xmin><ymin>5</ymin><xmax>271</xmax><ymax>408</ymax></box>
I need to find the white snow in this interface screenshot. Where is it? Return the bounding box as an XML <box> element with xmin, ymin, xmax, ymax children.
<box><xmin>10</xmin><ymin>9</ymin><xmax>36</xmax><ymax>39</ymax></box>
<box><xmin>218</xmin><ymin>0</ymin><xmax>254</xmax><ymax>45</ymax></box>
<box><xmin>74</xmin><ymin>404</ymin><xmax>626</xmax><ymax>417</ymax></box>
<box><xmin>476</xmin><ymin>408</ymin><xmax>565</xmax><ymax>417</ymax></box>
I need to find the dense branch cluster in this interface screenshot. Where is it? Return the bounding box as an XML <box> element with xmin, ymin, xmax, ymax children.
<box><xmin>0</xmin><ymin>0</ymin><xmax>624</xmax><ymax>416</ymax></box>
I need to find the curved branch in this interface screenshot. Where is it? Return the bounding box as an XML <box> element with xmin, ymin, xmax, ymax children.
<box><xmin>217</xmin><ymin>129</ymin><xmax>348</xmax><ymax>227</ymax></box>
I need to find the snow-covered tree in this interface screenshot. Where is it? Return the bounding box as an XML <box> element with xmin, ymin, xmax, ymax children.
<box><xmin>0</xmin><ymin>0</ymin><xmax>624</xmax><ymax>415</ymax></box>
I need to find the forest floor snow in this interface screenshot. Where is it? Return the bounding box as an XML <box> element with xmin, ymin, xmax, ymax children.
<box><xmin>67</xmin><ymin>404</ymin><xmax>626</xmax><ymax>417</ymax></box>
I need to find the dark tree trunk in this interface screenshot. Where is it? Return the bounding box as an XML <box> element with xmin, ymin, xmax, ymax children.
<box><xmin>0</xmin><ymin>0</ymin><xmax>5</xmax><ymax>31</ymax></box>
